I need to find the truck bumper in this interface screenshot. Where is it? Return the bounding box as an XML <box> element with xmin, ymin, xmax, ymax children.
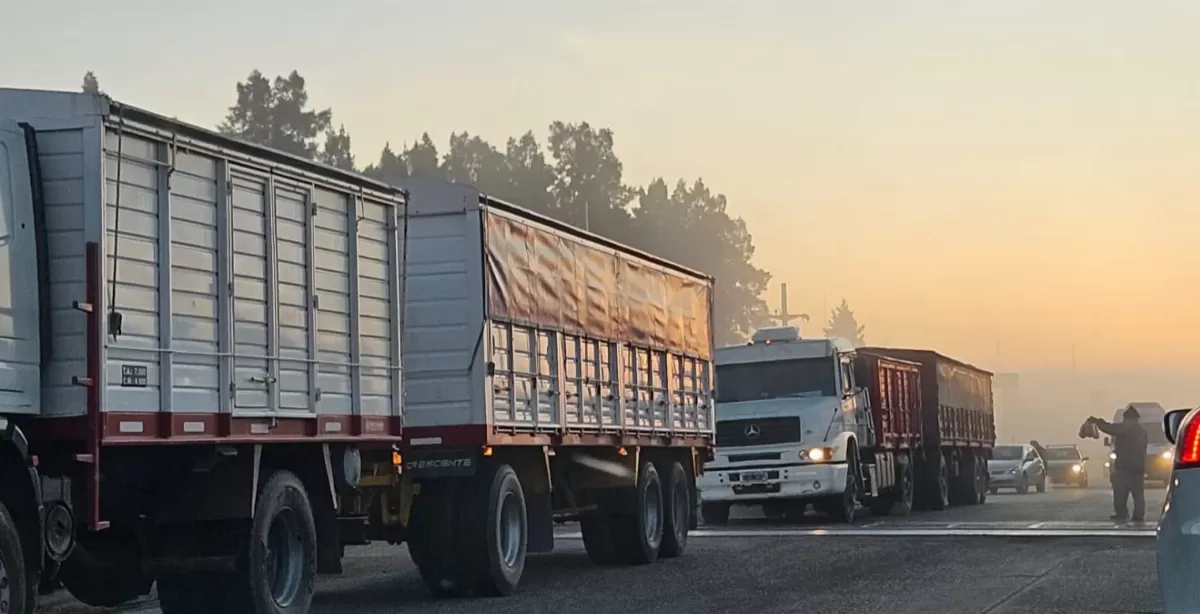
<box><xmin>697</xmin><ymin>462</ymin><xmax>848</xmax><ymax>503</ymax></box>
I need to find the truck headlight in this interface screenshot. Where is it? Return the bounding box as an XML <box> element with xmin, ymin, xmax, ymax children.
<box><xmin>1071</xmin><ymin>464</ymin><xmax>1082</xmax><ymax>473</ymax></box>
<box><xmin>800</xmin><ymin>447</ymin><xmax>834</xmax><ymax>462</ymax></box>
<box><xmin>1162</xmin><ymin>450</ymin><xmax>1174</xmax><ymax>460</ymax></box>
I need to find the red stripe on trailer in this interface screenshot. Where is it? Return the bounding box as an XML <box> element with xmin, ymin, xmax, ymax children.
<box><xmin>35</xmin><ymin>413</ymin><xmax>401</xmax><ymax>445</ymax></box>
<box><xmin>400</xmin><ymin>424</ymin><xmax>713</xmax><ymax>449</ymax></box>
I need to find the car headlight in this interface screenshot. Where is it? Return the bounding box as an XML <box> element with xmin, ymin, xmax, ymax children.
<box><xmin>1162</xmin><ymin>450</ymin><xmax>1174</xmax><ymax>460</ymax></box>
<box><xmin>1071</xmin><ymin>464</ymin><xmax>1082</xmax><ymax>473</ymax></box>
<box><xmin>1109</xmin><ymin>452</ymin><xmax>1117</xmax><ymax>460</ymax></box>
<box><xmin>1008</xmin><ymin>468</ymin><xmax>1017</xmax><ymax>474</ymax></box>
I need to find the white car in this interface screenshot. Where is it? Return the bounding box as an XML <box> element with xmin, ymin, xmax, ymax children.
<box><xmin>1155</xmin><ymin>406</ymin><xmax>1200</xmax><ymax>613</ymax></box>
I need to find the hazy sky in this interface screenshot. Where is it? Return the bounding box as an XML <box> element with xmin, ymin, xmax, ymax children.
<box><xmin>5</xmin><ymin>1</ymin><xmax>1199</xmax><ymax>371</ymax></box>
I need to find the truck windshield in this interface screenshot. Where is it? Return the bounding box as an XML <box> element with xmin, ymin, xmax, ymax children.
<box><xmin>992</xmin><ymin>446</ymin><xmax>1023</xmax><ymax>461</ymax></box>
<box><xmin>1043</xmin><ymin>447</ymin><xmax>1080</xmax><ymax>461</ymax></box>
<box><xmin>715</xmin><ymin>357</ymin><xmax>837</xmax><ymax>403</ymax></box>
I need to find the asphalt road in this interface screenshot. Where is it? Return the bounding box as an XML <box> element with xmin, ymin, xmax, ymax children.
<box><xmin>37</xmin><ymin>483</ymin><xmax>1166</xmax><ymax>614</ymax></box>
<box><xmin>729</xmin><ymin>479</ymin><xmax>1168</xmax><ymax>525</ymax></box>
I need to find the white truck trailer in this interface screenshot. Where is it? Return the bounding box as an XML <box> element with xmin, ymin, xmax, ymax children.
<box><xmin>394</xmin><ymin>178</ymin><xmax>716</xmax><ymax>596</ymax></box>
<box><xmin>0</xmin><ymin>89</ymin><xmax>408</xmax><ymax>614</ymax></box>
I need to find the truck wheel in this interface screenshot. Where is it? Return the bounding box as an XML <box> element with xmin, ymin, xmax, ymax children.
<box><xmin>460</xmin><ymin>463</ymin><xmax>527</xmax><ymax>596</ymax></box>
<box><xmin>701</xmin><ymin>502</ymin><xmax>731</xmax><ymax>526</ymax></box>
<box><xmin>657</xmin><ymin>461</ymin><xmax>690</xmax><ymax>559</ymax></box>
<box><xmin>825</xmin><ymin>456</ymin><xmax>858</xmax><ymax>523</ymax></box>
<box><xmin>929</xmin><ymin>455</ymin><xmax>950</xmax><ymax>511</ymax></box>
<box><xmin>407</xmin><ymin>480</ymin><xmax>465</xmax><ymax>596</ymax></box>
<box><xmin>580</xmin><ymin>513</ymin><xmax>619</xmax><ymax>565</ymax></box>
<box><xmin>60</xmin><ymin>526</ymin><xmax>153</xmax><ymax>607</ymax></box>
<box><xmin>874</xmin><ymin>458</ymin><xmax>914</xmax><ymax>517</ymax></box>
<box><xmin>975</xmin><ymin>457</ymin><xmax>988</xmax><ymax>504</ymax></box>
<box><xmin>0</xmin><ymin>502</ymin><xmax>29</xmax><ymax>614</ymax></box>
<box><xmin>611</xmin><ymin>461</ymin><xmax>664</xmax><ymax>565</ymax></box>
<box><xmin>160</xmin><ymin>470</ymin><xmax>318</xmax><ymax>614</ymax></box>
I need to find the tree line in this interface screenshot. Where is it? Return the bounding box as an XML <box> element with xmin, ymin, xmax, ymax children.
<box><xmin>79</xmin><ymin>70</ymin><xmax>869</xmax><ymax>347</ymax></box>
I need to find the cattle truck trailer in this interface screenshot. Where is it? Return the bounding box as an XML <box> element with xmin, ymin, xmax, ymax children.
<box><xmin>395</xmin><ymin>178</ymin><xmax>717</xmax><ymax>597</ymax></box>
<box><xmin>0</xmin><ymin>88</ymin><xmax>409</xmax><ymax>614</ymax></box>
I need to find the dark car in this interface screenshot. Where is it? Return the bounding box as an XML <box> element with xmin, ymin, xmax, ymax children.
<box><xmin>1041</xmin><ymin>444</ymin><xmax>1089</xmax><ymax>487</ymax></box>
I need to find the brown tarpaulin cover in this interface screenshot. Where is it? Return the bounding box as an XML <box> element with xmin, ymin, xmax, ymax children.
<box><xmin>484</xmin><ymin>210</ymin><xmax>713</xmax><ymax>359</ymax></box>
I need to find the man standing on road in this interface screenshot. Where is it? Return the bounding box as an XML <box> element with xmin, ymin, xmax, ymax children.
<box><xmin>1088</xmin><ymin>407</ymin><xmax>1149</xmax><ymax>523</ymax></box>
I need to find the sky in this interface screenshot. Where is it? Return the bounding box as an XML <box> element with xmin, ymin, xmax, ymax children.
<box><xmin>4</xmin><ymin>0</ymin><xmax>1199</xmax><ymax>374</ymax></box>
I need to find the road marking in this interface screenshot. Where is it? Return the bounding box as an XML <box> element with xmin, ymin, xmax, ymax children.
<box><xmin>557</xmin><ymin>528</ymin><xmax>1154</xmax><ymax>538</ymax></box>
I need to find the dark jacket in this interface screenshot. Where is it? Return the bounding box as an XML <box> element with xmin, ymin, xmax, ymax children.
<box><xmin>1096</xmin><ymin>419</ymin><xmax>1148</xmax><ymax>474</ymax></box>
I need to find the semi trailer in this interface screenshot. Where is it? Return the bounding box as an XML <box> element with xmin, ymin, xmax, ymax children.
<box><xmin>395</xmin><ymin>178</ymin><xmax>716</xmax><ymax>596</ymax></box>
<box><xmin>0</xmin><ymin>88</ymin><xmax>408</xmax><ymax>614</ymax></box>
<box><xmin>863</xmin><ymin>347</ymin><xmax>996</xmax><ymax>509</ymax></box>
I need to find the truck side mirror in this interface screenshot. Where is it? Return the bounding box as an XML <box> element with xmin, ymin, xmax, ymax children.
<box><xmin>1164</xmin><ymin>409</ymin><xmax>1190</xmax><ymax>445</ymax></box>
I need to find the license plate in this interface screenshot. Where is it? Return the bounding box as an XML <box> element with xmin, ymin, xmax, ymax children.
<box><xmin>742</xmin><ymin>471</ymin><xmax>768</xmax><ymax>482</ymax></box>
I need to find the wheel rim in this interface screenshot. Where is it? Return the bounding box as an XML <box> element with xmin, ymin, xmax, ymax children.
<box><xmin>644</xmin><ymin>478</ymin><xmax>664</xmax><ymax>547</ymax></box>
<box><xmin>0</xmin><ymin>546</ymin><xmax>10</xmax><ymax>614</ymax></box>
<box><xmin>498</xmin><ymin>490</ymin><xmax>523</xmax><ymax>569</ymax></box>
<box><xmin>671</xmin><ymin>479</ymin><xmax>688</xmax><ymax>538</ymax></box>
<box><xmin>267</xmin><ymin>508</ymin><xmax>305</xmax><ymax>607</ymax></box>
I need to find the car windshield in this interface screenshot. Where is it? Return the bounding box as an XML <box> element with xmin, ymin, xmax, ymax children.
<box><xmin>1043</xmin><ymin>447</ymin><xmax>1081</xmax><ymax>461</ymax></box>
<box><xmin>716</xmin><ymin>357</ymin><xmax>837</xmax><ymax>403</ymax></box>
<box><xmin>991</xmin><ymin>446</ymin><xmax>1024</xmax><ymax>461</ymax></box>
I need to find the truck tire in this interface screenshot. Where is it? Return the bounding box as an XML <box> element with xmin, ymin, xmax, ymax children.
<box><xmin>158</xmin><ymin>470</ymin><xmax>318</xmax><ymax>614</ymax></box>
<box><xmin>60</xmin><ymin>526</ymin><xmax>153</xmax><ymax>607</ymax></box>
<box><xmin>975</xmin><ymin>455</ymin><xmax>989</xmax><ymax>504</ymax></box>
<box><xmin>657</xmin><ymin>461</ymin><xmax>690</xmax><ymax>559</ymax></box>
<box><xmin>701</xmin><ymin>502</ymin><xmax>731</xmax><ymax>526</ymax></box>
<box><xmin>872</xmin><ymin>457</ymin><xmax>914</xmax><ymax>517</ymax></box>
<box><xmin>459</xmin><ymin>463</ymin><xmax>528</xmax><ymax>596</ymax></box>
<box><xmin>824</xmin><ymin>453</ymin><xmax>859</xmax><ymax>523</ymax></box>
<box><xmin>0</xmin><ymin>502</ymin><xmax>29</xmax><ymax>614</ymax></box>
<box><xmin>580</xmin><ymin>513</ymin><xmax>620</xmax><ymax>565</ymax></box>
<box><xmin>407</xmin><ymin>480</ymin><xmax>463</xmax><ymax>597</ymax></box>
<box><xmin>611</xmin><ymin>461</ymin><xmax>664</xmax><ymax>565</ymax></box>
<box><xmin>929</xmin><ymin>454</ymin><xmax>950</xmax><ymax>511</ymax></box>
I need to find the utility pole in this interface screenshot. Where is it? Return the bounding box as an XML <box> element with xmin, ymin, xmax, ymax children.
<box><xmin>773</xmin><ymin>283</ymin><xmax>809</xmax><ymax>328</ymax></box>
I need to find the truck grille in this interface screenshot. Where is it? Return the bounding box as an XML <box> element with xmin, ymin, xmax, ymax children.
<box><xmin>716</xmin><ymin>417</ymin><xmax>802</xmax><ymax>447</ymax></box>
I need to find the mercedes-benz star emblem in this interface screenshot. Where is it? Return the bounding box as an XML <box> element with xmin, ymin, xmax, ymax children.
<box><xmin>744</xmin><ymin>424</ymin><xmax>761</xmax><ymax>439</ymax></box>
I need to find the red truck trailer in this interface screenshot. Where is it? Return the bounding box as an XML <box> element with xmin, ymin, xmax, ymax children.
<box><xmin>860</xmin><ymin>347</ymin><xmax>996</xmax><ymax>510</ymax></box>
<box><xmin>853</xmin><ymin>353</ymin><xmax>923</xmax><ymax>516</ymax></box>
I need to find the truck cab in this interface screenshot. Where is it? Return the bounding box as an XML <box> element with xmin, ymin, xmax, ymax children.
<box><xmin>697</xmin><ymin>326</ymin><xmax>871</xmax><ymax>524</ymax></box>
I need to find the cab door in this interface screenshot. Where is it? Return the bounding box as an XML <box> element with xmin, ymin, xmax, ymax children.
<box><xmin>0</xmin><ymin>121</ymin><xmax>41</xmax><ymax>414</ymax></box>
